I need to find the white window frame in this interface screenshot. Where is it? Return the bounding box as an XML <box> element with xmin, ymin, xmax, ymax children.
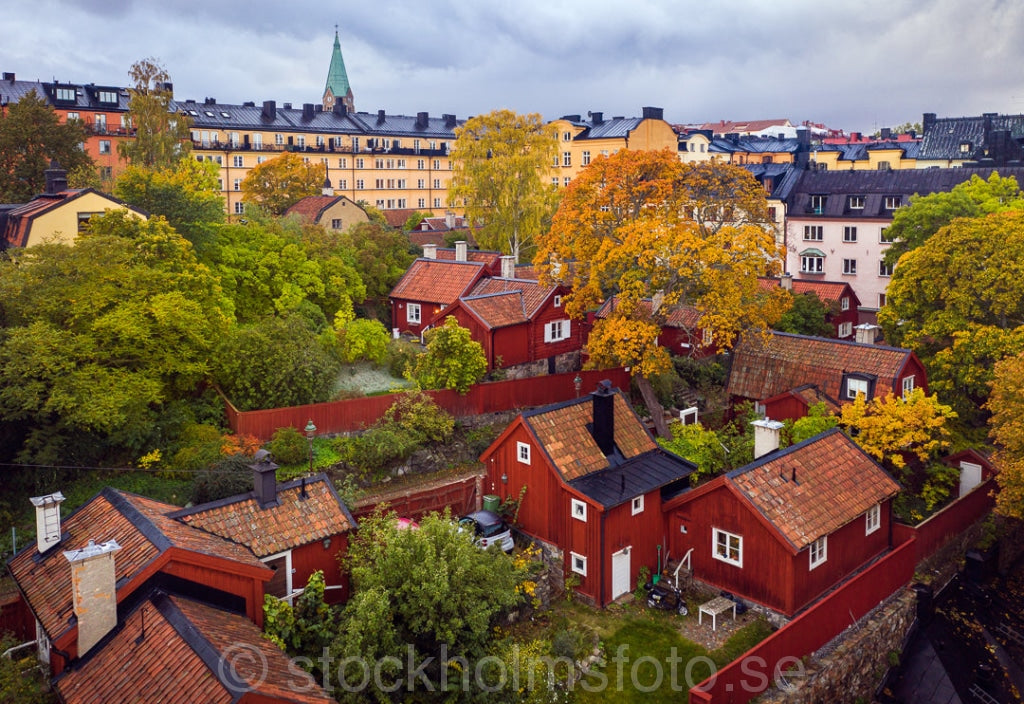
<box><xmin>233</xmin><ymin>155</ymin><xmax>243</xmax><ymax>167</ymax></box>
<box><xmin>516</xmin><ymin>441</ymin><xmax>531</xmax><ymax>465</ymax></box>
<box><xmin>838</xmin><ymin>322</ymin><xmax>853</xmax><ymax>338</ymax></box>
<box><xmin>842</xmin><ymin>258</ymin><xmax>857</xmax><ymax>275</ymax></box>
<box><xmin>262</xmin><ymin>549</ymin><xmax>294</xmax><ymax>599</ymax></box>
<box><xmin>884</xmin><ymin>195</ymin><xmax>902</xmax><ymax>210</ymax></box>
<box><xmin>848</xmin><ymin>195</ymin><xmax>865</xmax><ymax>210</ymax></box>
<box><xmin>879</xmin><ymin>260</ymin><xmax>894</xmax><ymax>277</ymax></box>
<box><xmin>846</xmin><ymin>377</ymin><xmax>869</xmax><ymax>399</ymax></box>
<box><xmin>865</xmin><ymin>504</ymin><xmax>881</xmax><ymax>535</ymax></box>
<box><xmin>571</xmin><ymin>498</ymin><xmax>587</xmax><ymax>522</ymax></box>
<box><xmin>879</xmin><ymin>227</ymin><xmax>895</xmax><ymax>244</ymax></box>
<box><xmin>234</xmin><ymin>201</ymin><xmax>245</xmax><ymax>215</ymax></box>
<box><xmin>582</xmin><ymin>150</ymin><xmax>591</xmax><ymax>166</ymax></box>
<box><xmin>809</xmin><ymin>536</ymin><xmax>828</xmax><ymax>570</ymax></box>
<box><xmin>801</xmin><ymin>255</ymin><xmax>823</xmax><ymax>273</ymax></box>
<box><xmin>631</xmin><ymin>495</ymin><xmax>645</xmax><ymax>516</ymax></box>
<box><xmin>553</xmin><ymin>295</ymin><xmax>562</xmax><ymax>308</ymax></box>
<box><xmin>570</xmin><ymin>552</ymin><xmax>587</xmax><ymax>576</ymax></box>
<box><xmin>841</xmin><ymin>297</ymin><xmax>850</xmax><ymax>311</ymax></box>
<box><xmin>544</xmin><ymin>319</ymin><xmax>571</xmax><ymax>343</ymax></box>
<box><xmin>406</xmin><ymin>303</ymin><xmax>421</xmax><ymax>324</ymax></box>
<box><xmin>712</xmin><ymin>528</ymin><xmax>743</xmax><ymax>567</ymax></box>
<box><xmin>803</xmin><ymin>225</ymin><xmax>823</xmax><ymax>241</ymax></box>
<box><xmin>843</xmin><ymin>226</ymin><xmax>858</xmax><ymax>242</ymax></box>
<box><xmin>902</xmin><ymin>376</ymin><xmax>915</xmax><ymax>399</ymax></box>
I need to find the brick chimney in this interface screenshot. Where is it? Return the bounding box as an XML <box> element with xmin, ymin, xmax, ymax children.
<box><xmin>44</xmin><ymin>160</ymin><xmax>68</xmax><ymax>195</ymax></box>
<box><xmin>250</xmin><ymin>449</ymin><xmax>279</xmax><ymax>508</ymax></box>
<box><xmin>30</xmin><ymin>492</ymin><xmax>65</xmax><ymax>553</ymax></box>
<box><xmin>422</xmin><ymin>243</ymin><xmax>437</xmax><ymax>259</ymax></box>
<box><xmin>751</xmin><ymin>419</ymin><xmax>784</xmax><ymax>459</ymax></box>
<box><xmin>855</xmin><ymin>323</ymin><xmax>880</xmax><ymax>345</ymax></box>
<box><xmin>455</xmin><ymin>240</ymin><xmax>468</xmax><ymax>262</ymax></box>
<box><xmin>591</xmin><ymin>380</ymin><xmax>616</xmax><ymax>457</ymax></box>
<box><xmin>500</xmin><ymin>255</ymin><xmax>516</xmax><ymax>279</ymax></box>
<box><xmin>63</xmin><ymin>539</ymin><xmax>121</xmax><ymax>657</ymax></box>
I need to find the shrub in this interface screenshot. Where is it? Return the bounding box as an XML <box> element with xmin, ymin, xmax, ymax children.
<box><xmin>191</xmin><ymin>453</ymin><xmax>258</xmax><ymax>504</ymax></box>
<box><xmin>381</xmin><ymin>392</ymin><xmax>454</xmax><ymax>443</ymax></box>
<box><xmin>267</xmin><ymin>426</ymin><xmax>309</xmax><ymax>465</ymax></box>
<box><xmin>384</xmin><ymin>337</ymin><xmax>421</xmax><ymax>378</ymax></box>
<box><xmin>338</xmin><ymin>318</ymin><xmax>390</xmax><ymax>364</ymax></box>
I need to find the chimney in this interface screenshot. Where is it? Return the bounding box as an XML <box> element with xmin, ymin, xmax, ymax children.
<box><xmin>591</xmin><ymin>380</ymin><xmax>616</xmax><ymax>457</ymax></box>
<box><xmin>283</xmin><ymin>102</ymin><xmax>292</xmax><ymax>110</ymax></box>
<box><xmin>780</xmin><ymin>272</ymin><xmax>793</xmax><ymax>291</ymax></box>
<box><xmin>922</xmin><ymin>112</ymin><xmax>936</xmax><ymax>134</ymax></box>
<box><xmin>377</xmin><ymin>109</ymin><xmax>386</xmax><ymax>125</ymax></box>
<box><xmin>641</xmin><ymin>106</ymin><xmax>664</xmax><ymax>120</ymax></box>
<box><xmin>204</xmin><ymin>97</ymin><xmax>216</xmax><ymax>105</ymax></box>
<box><xmin>416</xmin><ymin>111</ymin><xmax>428</xmax><ymax>129</ymax></box>
<box><xmin>455</xmin><ymin>240</ymin><xmax>468</xmax><ymax>262</ymax></box>
<box><xmin>855</xmin><ymin>323</ymin><xmax>880</xmax><ymax>345</ymax></box>
<box><xmin>250</xmin><ymin>449</ymin><xmax>279</xmax><ymax>508</ymax></box>
<box><xmin>422</xmin><ymin>243</ymin><xmax>437</xmax><ymax>259</ymax></box>
<box><xmin>500</xmin><ymin>255</ymin><xmax>516</xmax><ymax>279</ymax></box>
<box><xmin>30</xmin><ymin>492</ymin><xmax>65</xmax><ymax>553</ymax></box>
<box><xmin>262</xmin><ymin>100</ymin><xmax>276</xmax><ymax>120</ymax></box>
<box><xmin>302</xmin><ymin>103</ymin><xmax>315</xmax><ymax>121</ymax></box>
<box><xmin>64</xmin><ymin>539</ymin><xmax>122</xmax><ymax>657</ymax></box>
<box><xmin>332</xmin><ymin>103</ymin><xmax>347</xmax><ymax>116</ymax></box>
<box><xmin>880</xmin><ymin>127</ymin><xmax>891</xmax><ymax>140</ymax></box>
<box><xmin>3</xmin><ymin>72</ymin><xmax>15</xmax><ymax>82</ymax></box>
<box><xmin>751</xmin><ymin>419</ymin><xmax>784</xmax><ymax>459</ymax></box>
<box><xmin>445</xmin><ymin>211</ymin><xmax>456</xmax><ymax>229</ymax></box>
<box><xmin>589</xmin><ymin>111</ymin><xmax>603</xmax><ymax>125</ymax></box>
<box><xmin>444</xmin><ymin>114</ymin><xmax>457</xmax><ymax>129</ymax></box>
<box><xmin>44</xmin><ymin>160</ymin><xmax>68</xmax><ymax>195</ymax></box>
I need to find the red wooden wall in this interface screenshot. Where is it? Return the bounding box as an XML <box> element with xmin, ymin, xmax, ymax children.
<box><xmin>290</xmin><ymin>534</ymin><xmax>350</xmax><ymax>605</ymax></box>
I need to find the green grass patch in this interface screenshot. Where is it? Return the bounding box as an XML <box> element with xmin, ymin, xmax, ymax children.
<box><xmin>276</xmin><ymin>439</ymin><xmax>343</xmax><ymax>481</ymax></box>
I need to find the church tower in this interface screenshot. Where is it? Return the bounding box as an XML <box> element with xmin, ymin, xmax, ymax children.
<box><xmin>323</xmin><ymin>29</ymin><xmax>354</xmax><ymax>112</ymax></box>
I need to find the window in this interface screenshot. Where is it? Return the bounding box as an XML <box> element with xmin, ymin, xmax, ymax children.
<box><xmin>76</xmin><ymin>212</ymin><xmax>99</xmax><ymax>232</ymax></box>
<box><xmin>801</xmin><ymin>255</ymin><xmax>824</xmax><ymax>273</ymax></box>
<box><xmin>562</xmin><ymin>152</ymin><xmax>571</xmax><ymax>167</ymax></box>
<box><xmin>570</xmin><ymin>552</ymin><xmax>587</xmax><ymax>576</ymax></box>
<box><xmin>351</xmin><ymin>137</ymin><xmax>360</xmax><ymax>152</ymax></box>
<box><xmin>848</xmin><ymin>195</ymin><xmax>865</xmax><ymax>210</ymax></box>
<box><xmin>417</xmin><ymin>179</ymin><xmax>425</xmax><ymax>189</ymax></box>
<box><xmin>397</xmin><ymin>179</ymin><xmax>406</xmax><ymax>189</ymax></box>
<box><xmin>406</xmin><ymin>303</ymin><xmax>421</xmax><ymax>324</ymax></box>
<box><xmin>879</xmin><ymin>228</ymin><xmax>895</xmax><ymax>243</ymax></box>
<box><xmin>230</xmin><ymin>133</ymin><xmax>240</xmax><ymax>147</ymax></box>
<box><xmin>600</xmin><ymin>149</ymin><xmax>609</xmax><ymax>157</ymax></box>
<box><xmin>809</xmin><ymin>536</ymin><xmax>828</xmax><ymax>569</ymax></box>
<box><xmin>433</xmin><ymin>198</ymin><xmax>442</xmax><ymax>208</ymax></box>
<box><xmin>884</xmin><ymin>195</ymin><xmax>902</xmax><ymax>210</ymax></box>
<box><xmin>296</xmin><ymin>136</ymin><xmax>306</xmax><ymax>149</ymax></box>
<box><xmin>233</xmin><ymin>155</ymin><xmax>243</xmax><ymax>167</ymax></box>
<box><xmin>66</xmin><ymin>111</ymin><xmax>79</xmax><ymax>121</ymax></box>
<box><xmin>233</xmin><ymin>178</ymin><xmax>241</xmax><ymax>191</ymax></box>
<box><xmin>803</xmin><ymin>225</ymin><xmax>823</xmax><ymax>241</ymax></box>
<box><xmin>847</xmin><ymin>377</ymin><xmax>869</xmax><ymax>399</ymax></box>
<box><xmin>563</xmin><ymin>177</ymin><xmax>571</xmax><ymax>187</ymax></box>
<box><xmin>397</xmin><ymin>198</ymin><xmax>406</xmax><ymax>208</ymax></box>
<box><xmin>98</xmin><ymin>140</ymin><xmax>111</xmax><ymax>154</ymax></box>
<box><xmin>433</xmin><ymin>159</ymin><xmax>440</xmax><ymax>170</ymax></box>
<box><xmin>865</xmin><ymin>504</ymin><xmax>881</xmax><ymax>535</ymax></box>
<box><xmin>234</xmin><ymin>201</ymin><xmax>245</xmax><ymax>214</ymax></box>
<box><xmin>843</xmin><ymin>226</ymin><xmax>857</xmax><ymax>242</ymax></box>
<box><xmin>56</xmin><ymin>87</ymin><xmax>76</xmax><ymax>101</ymax></box>
<box><xmin>571</xmin><ymin>499</ymin><xmax>587</xmax><ymax>522</ymax></box>
<box><xmin>275</xmin><ymin>133</ymin><xmax>284</xmax><ymax>145</ymax></box>
<box><xmin>768</xmin><ymin>206</ymin><xmax>777</xmax><ymax>220</ymax></box>
<box><xmin>257</xmin><ymin>156</ymin><xmax>267</xmax><ymax>164</ymax></box>
<box><xmin>95</xmin><ymin>114</ymin><xmax>107</xmax><ymax>131</ymax></box>
<box><xmin>879</xmin><ymin>260</ymin><xmax>894</xmax><ymax>277</ymax></box>
<box><xmin>552</xmin><ymin>177</ymin><xmax>559</xmax><ymax>186</ymax></box>
<box><xmin>553</xmin><ymin>154</ymin><xmax>560</xmax><ymax>167</ymax></box>
<box><xmin>331</xmin><ymin>219</ymin><xmax>343</xmax><ymax>229</ymax></box>
<box><xmin>878</xmin><ymin>293</ymin><xmax>887</xmax><ymax>308</ymax></box>
<box><xmin>544</xmin><ymin>320</ymin><xmax>571</xmax><ymax>342</ymax></box>
<box><xmin>838</xmin><ymin>322</ymin><xmax>853</xmax><ymax>338</ymax></box>
<box><xmin>355</xmin><ymin>158</ymin><xmax>364</xmax><ymax>169</ymax></box>
<box><xmin>631</xmin><ymin>495</ymin><xmax>644</xmax><ymax>516</ymax></box>
<box><xmin>355</xmin><ymin>179</ymin><xmax>364</xmax><ymax>190</ymax></box>
<box><xmin>841</xmin><ymin>296</ymin><xmax>850</xmax><ymax>311</ymax></box>
<box><xmin>397</xmin><ymin>159</ymin><xmax>406</xmax><ymax>168</ymax></box>
<box><xmin>582</xmin><ymin>151</ymin><xmax>591</xmax><ymax>166</ymax></box>
<box><xmin>517</xmin><ymin>441</ymin><xmax>531</xmax><ymax>464</ymax></box>
<box><xmin>316</xmin><ymin>135</ymin><xmax>324</xmax><ymax>147</ymax></box>
<box><xmin>713</xmin><ymin>529</ymin><xmax>742</xmax><ymax>567</ymax></box>
<box><xmin>98</xmin><ymin>90</ymin><xmax>117</xmax><ymax>103</ymax></box>
<box><xmin>417</xmin><ymin>159</ymin><xmax>425</xmax><ymax>170</ymax></box>
<box><xmin>810</xmin><ymin>194</ymin><xmax>827</xmax><ymax>214</ymax></box>
<box><xmin>553</xmin><ymin>295</ymin><xmax>562</xmax><ymax>308</ymax></box>
<box><xmin>702</xmin><ymin>327</ymin><xmax>713</xmax><ymax>346</ymax></box>
<box><xmin>338</xmin><ymin>157</ymin><xmax>347</xmax><ymax>168</ymax></box>
<box><xmin>562</xmin><ymin>131</ymin><xmax>571</xmax><ymax>141</ymax></box>
<box><xmin>99</xmin><ymin>166</ymin><xmax>111</xmax><ymax>180</ymax></box>
<box><xmin>338</xmin><ymin>179</ymin><xmax>347</xmax><ymax>190</ymax></box>
<box><xmin>902</xmin><ymin>376</ymin><xmax>915</xmax><ymax>399</ymax></box>
<box><xmin>253</xmin><ymin>134</ymin><xmax>262</xmax><ymax>150</ymax></box>
<box><xmin>842</xmin><ymin>258</ymin><xmax>857</xmax><ymax>275</ymax></box>
<box><xmin>375</xmin><ymin>158</ymin><xmax>384</xmax><ymax>169</ymax></box>
<box><xmin>433</xmin><ymin>179</ymin><xmax>441</xmax><ymax>189</ymax></box>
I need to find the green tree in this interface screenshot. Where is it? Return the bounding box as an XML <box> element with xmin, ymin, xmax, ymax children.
<box><xmin>114</xmin><ymin>158</ymin><xmax>224</xmax><ymax>253</ymax></box>
<box><xmin>335</xmin><ymin>317</ymin><xmax>390</xmax><ymax>364</ymax></box>
<box><xmin>786</xmin><ymin>402</ymin><xmax>839</xmax><ymax>445</ymax></box>
<box><xmin>118</xmin><ymin>58</ymin><xmax>192</xmax><ymax>168</ymax></box>
<box><xmin>883</xmin><ymin>172</ymin><xmax>1024</xmax><ymax>266</ymax></box>
<box><xmin>242</xmin><ymin>152</ymin><xmax>325</xmax><ymax>215</ymax></box>
<box><xmin>659</xmin><ymin>421</ymin><xmax>729</xmax><ymax>483</ymax></box>
<box><xmin>333</xmin><ymin>510</ymin><xmax>522</xmax><ymax>702</ymax></box>
<box><xmin>449</xmin><ymin>109</ymin><xmax>560</xmax><ymax>262</ymax></box>
<box><xmin>263</xmin><ymin>571</ymin><xmax>338</xmax><ymax>682</ymax></box>
<box><xmin>986</xmin><ymin>352</ymin><xmax>1024</xmax><ymax>519</ymax></box>
<box><xmin>774</xmin><ymin>291</ymin><xmax>835</xmax><ymax>337</ymax></box>
<box><xmin>336</xmin><ymin>221</ymin><xmax>415</xmax><ymax>313</ymax></box>
<box><xmin>409</xmin><ymin>316</ymin><xmax>487</xmax><ymax>393</ymax></box>
<box><xmin>0</xmin><ymin>91</ymin><xmax>93</xmax><ymax>202</ymax></box>
<box><xmin>878</xmin><ymin>210</ymin><xmax>1024</xmax><ymax>425</ymax></box>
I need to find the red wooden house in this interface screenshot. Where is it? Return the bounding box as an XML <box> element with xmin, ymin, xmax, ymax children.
<box><xmin>762</xmin><ymin>383</ymin><xmax>841</xmax><ymax>422</ymax></box>
<box><xmin>727</xmin><ymin>330</ymin><xmax>927</xmax><ymax>417</ymax></box>
<box><xmin>479</xmin><ymin>381</ymin><xmax>695</xmax><ymax>605</ymax></box>
<box><xmin>759</xmin><ymin>277</ymin><xmax>861</xmax><ymax>339</ymax></box>
<box><xmin>595</xmin><ymin>296</ymin><xmax>718</xmax><ymax>359</ymax></box>
<box><xmin>437</xmin><ymin>275</ymin><xmax>581</xmax><ymax>372</ymax></box>
<box><xmin>389</xmin><ymin>257</ymin><xmax>487</xmax><ymax>337</ymax></box>
<box><xmin>663</xmin><ymin>426</ymin><xmax>900</xmax><ymax>616</ymax></box>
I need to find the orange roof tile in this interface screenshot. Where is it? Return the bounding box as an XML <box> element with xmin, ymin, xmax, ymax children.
<box><xmin>461</xmin><ymin>292</ymin><xmax>528</xmax><ymax>328</ymax></box>
<box><xmin>728</xmin><ymin>429</ymin><xmax>899</xmax><ymax>550</ymax></box>
<box><xmin>284</xmin><ymin>195</ymin><xmax>338</xmax><ymax>222</ymax></box>
<box><xmin>596</xmin><ymin>296</ymin><xmax>702</xmax><ymax>329</ymax></box>
<box><xmin>172</xmin><ymin>475</ymin><xmax>354</xmax><ymax>557</ymax></box>
<box><xmin>525</xmin><ymin>392</ymin><xmax>657</xmax><ymax>481</ymax></box>
<box><xmin>727</xmin><ymin>331</ymin><xmax>914</xmax><ymax>402</ymax></box>
<box><xmin>433</xmin><ymin>247</ymin><xmax>501</xmax><ymax>266</ymax></box>
<box><xmin>757</xmin><ymin>277</ymin><xmax>857</xmax><ymax>305</ymax></box>
<box><xmin>390</xmin><ymin>259</ymin><xmax>485</xmax><ymax>305</ymax></box>
<box><xmin>55</xmin><ymin>593</ymin><xmax>332</xmax><ymax>704</ymax></box>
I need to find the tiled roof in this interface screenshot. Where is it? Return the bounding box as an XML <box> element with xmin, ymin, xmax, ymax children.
<box><xmin>284</xmin><ymin>195</ymin><xmax>340</xmax><ymax>222</ymax></box>
<box><xmin>727</xmin><ymin>331</ymin><xmax>914</xmax><ymax>402</ymax></box>
<box><xmin>8</xmin><ymin>489</ymin><xmax>264</xmax><ymax>640</ymax></box>
<box><xmin>170</xmin><ymin>475</ymin><xmax>354</xmax><ymax>557</ymax></box>
<box><xmin>727</xmin><ymin>429</ymin><xmax>899</xmax><ymax>550</ymax></box>
<box><xmin>524</xmin><ymin>391</ymin><xmax>658</xmax><ymax>481</ymax></box>
<box><xmin>792</xmin><ymin>384</ymin><xmax>842</xmax><ymax>414</ymax></box>
<box><xmin>55</xmin><ymin>592</ymin><xmax>332</xmax><ymax>704</ymax></box>
<box><xmin>389</xmin><ymin>259</ymin><xmax>485</xmax><ymax>305</ymax></box>
<box><xmin>595</xmin><ymin>296</ymin><xmax>702</xmax><ymax>329</ymax></box>
<box><xmin>758</xmin><ymin>277</ymin><xmax>858</xmax><ymax>306</ymax></box>
<box><xmin>432</xmin><ymin>247</ymin><xmax>502</xmax><ymax>266</ymax></box>
<box><xmin>384</xmin><ymin>208</ymin><xmax>416</xmax><ymax>228</ymax></box>
<box><xmin>460</xmin><ymin>292</ymin><xmax>527</xmax><ymax>328</ymax></box>
<box><xmin>466</xmin><ymin>277</ymin><xmax>554</xmax><ymax>320</ymax></box>
<box><xmin>698</xmin><ymin>119</ymin><xmax>793</xmax><ymax>135</ymax></box>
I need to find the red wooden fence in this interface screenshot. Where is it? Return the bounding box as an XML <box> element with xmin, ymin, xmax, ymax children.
<box><xmin>353</xmin><ymin>473</ymin><xmax>482</xmax><ymax>523</ymax></box>
<box><xmin>900</xmin><ymin>479</ymin><xmax>996</xmax><ymax>563</ymax></box>
<box><xmin>225</xmin><ymin>368</ymin><xmax>631</xmax><ymax>441</ymax></box>
<box><xmin>689</xmin><ymin>535</ymin><xmax>917</xmax><ymax>704</ymax></box>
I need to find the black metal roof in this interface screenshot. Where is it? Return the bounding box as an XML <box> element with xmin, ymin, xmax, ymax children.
<box><xmin>742</xmin><ymin>163</ymin><xmax>803</xmax><ymax>200</ymax></box>
<box><xmin>919</xmin><ymin>114</ymin><xmax>1024</xmax><ymax>160</ymax></box>
<box><xmin>568</xmin><ymin>448</ymin><xmax>694</xmax><ymax>509</ymax></box>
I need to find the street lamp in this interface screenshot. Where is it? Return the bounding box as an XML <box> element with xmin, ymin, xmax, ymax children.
<box><xmin>304</xmin><ymin>420</ymin><xmax>316</xmax><ymax>476</ymax></box>
<box><xmin>573</xmin><ymin>373</ymin><xmax>583</xmax><ymax>398</ymax></box>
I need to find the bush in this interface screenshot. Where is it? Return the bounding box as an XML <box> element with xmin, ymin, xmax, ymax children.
<box><xmin>338</xmin><ymin>318</ymin><xmax>390</xmax><ymax>364</ymax></box>
<box><xmin>384</xmin><ymin>337</ymin><xmax>421</xmax><ymax>378</ymax></box>
<box><xmin>382</xmin><ymin>391</ymin><xmax>455</xmax><ymax>443</ymax></box>
<box><xmin>191</xmin><ymin>453</ymin><xmax>258</xmax><ymax>504</ymax></box>
<box><xmin>267</xmin><ymin>426</ymin><xmax>309</xmax><ymax>465</ymax></box>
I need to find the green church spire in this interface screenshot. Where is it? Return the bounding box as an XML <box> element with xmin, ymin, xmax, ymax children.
<box><xmin>323</xmin><ymin>28</ymin><xmax>354</xmax><ymax>112</ymax></box>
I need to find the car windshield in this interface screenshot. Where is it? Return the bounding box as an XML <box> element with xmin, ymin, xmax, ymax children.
<box><xmin>477</xmin><ymin>520</ymin><xmax>507</xmax><ymax>538</ymax></box>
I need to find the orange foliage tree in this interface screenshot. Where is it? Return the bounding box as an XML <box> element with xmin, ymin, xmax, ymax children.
<box><xmin>840</xmin><ymin>389</ymin><xmax>957</xmax><ymax>471</ymax></box>
<box><xmin>986</xmin><ymin>352</ymin><xmax>1024</xmax><ymax>518</ymax></box>
<box><xmin>535</xmin><ymin>150</ymin><xmax>788</xmax><ymax>434</ymax></box>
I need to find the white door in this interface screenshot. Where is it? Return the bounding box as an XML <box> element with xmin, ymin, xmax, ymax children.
<box><xmin>611</xmin><ymin>547</ymin><xmax>631</xmax><ymax>600</ymax></box>
<box><xmin>959</xmin><ymin>461</ymin><xmax>983</xmax><ymax>496</ymax></box>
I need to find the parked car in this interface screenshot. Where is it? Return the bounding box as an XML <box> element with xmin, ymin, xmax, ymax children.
<box><xmin>458</xmin><ymin>510</ymin><xmax>514</xmax><ymax>552</ymax></box>
<box><xmin>395</xmin><ymin>517</ymin><xmax>420</xmax><ymax>530</ymax></box>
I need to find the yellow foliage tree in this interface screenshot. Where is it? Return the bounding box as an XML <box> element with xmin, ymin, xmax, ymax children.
<box><xmin>840</xmin><ymin>389</ymin><xmax>956</xmax><ymax>472</ymax></box>
<box><xmin>986</xmin><ymin>352</ymin><xmax>1024</xmax><ymax>518</ymax></box>
<box><xmin>241</xmin><ymin>152</ymin><xmax>326</xmax><ymax>215</ymax></box>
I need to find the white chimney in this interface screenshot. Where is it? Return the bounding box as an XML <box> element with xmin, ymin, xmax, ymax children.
<box><xmin>31</xmin><ymin>492</ymin><xmax>65</xmax><ymax>553</ymax></box>
<box><xmin>64</xmin><ymin>539</ymin><xmax>121</xmax><ymax>657</ymax></box>
<box><xmin>422</xmin><ymin>243</ymin><xmax>437</xmax><ymax>259</ymax></box>
<box><xmin>751</xmin><ymin>418</ymin><xmax>784</xmax><ymax>459</ymax></box>
<box><xmin>855</xmin><ymin>323</ymin><xmax>880</xmax><ymax>345</ymax></box>
<box><xmin>500</xmin><ymin>255</ymin><xmax>516</xmax><ymax>279</ymax></box>
<box><xmin>780</xmin><ymin>273</ymin><xmax>793</xmax><ymax>291</ymax></box>
<box><xmin>445</xmin><ymin>211</ymin><xmax>455</xmax><ymax>229</ymax></box>
<box><xmin>455</xmin><ymin>240</ymin><xmax>468</xmax><ymax>262</ymax></box>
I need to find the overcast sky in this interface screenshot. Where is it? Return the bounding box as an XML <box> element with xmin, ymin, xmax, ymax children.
<box><xmin>7</xmin><ymin>0</ymin><xmax>1024</xmax><ymax>133</ymax></box>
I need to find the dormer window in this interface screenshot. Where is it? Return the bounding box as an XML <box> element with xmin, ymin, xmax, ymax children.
<box><xmin>97</xmin><ymin>90</ymin><xmax>117</xmax><ymax>104</ymax></box>
<box><xmin>810</xmin><ymin>195</ymin><xmax>827</xmax><ymax>214</ymax></box>
<box><xmin>959</xmin><ymin>141</ymin><xmax>972</xmax><ymax>154</ymax></box>
<box><xmin>842</xmin><ymin>372</ymin><xmax>877</xmax><ymax>400</ymax></box>
<box><xmin>848</xmin><ymin>195</ymin><xmax>865</xmax><ymax>210</ymax></box>
<box><xmin>56</xmin><ymin>87</ymin><xmax>76</xmax><ymax>102</ymax></box>
<box><xmin>884</xmin><ymin>196</ymin><xmax>902</xmax><ymax>210</ymax></box>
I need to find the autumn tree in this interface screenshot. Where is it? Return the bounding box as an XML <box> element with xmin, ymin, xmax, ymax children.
<box><xmin>985</xmin><ymin>352</ymin><xmax>1024</xmax><ymax>518</ymax></box>
<box><xmin>883</xmin><ymin>172</ymin><xmax>1024</xmax><ymax>266</ymax></box>
<box><xmin>409</xmin><ymin>316</ymin><xmax>487</xmax><ymax>394</ymax></box>
<box><xmin>878</xmin><ymin>210</ymin><xmax>1024</xmax><ymax>425</ymax></box>
<box><xmin>118</xmin><ymin>58</ymin><xmax>192</xmax><ymax>169</ymax></box>
<box><xmin>536</xmin><ymin>150</ymin><xmax>788</xmax><ymax>435</ymax></box>
<box><xmin>0</xmin><ymin>91</ymin><xmax>93</xmax><ymax>202</ymax></box>
<box><xmin>774</xmin><ymin>291</ymin><xmax>835</xmax><ymax>337</ymax></box>
<box><xmin>242</xmin><ymin>152</ymin><xmax>325</xmax><ymax>215</ymax></box>
<box><xmin>449</xmin><ymin>109</ymin><xmax>560</xmax><ymax>262</ymax></box>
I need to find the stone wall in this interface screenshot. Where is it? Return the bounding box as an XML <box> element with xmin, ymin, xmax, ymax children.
<box><xmin>756</xmin><ymin>589</ymin><xmax>917</xmax><ymax>704</ymax></box>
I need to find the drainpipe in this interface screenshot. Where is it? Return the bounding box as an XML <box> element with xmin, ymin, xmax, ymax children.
<box><xmin>599</xmin><ymin>511</ymin><xmax>606</xmax><ymax>607</ymax></box>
